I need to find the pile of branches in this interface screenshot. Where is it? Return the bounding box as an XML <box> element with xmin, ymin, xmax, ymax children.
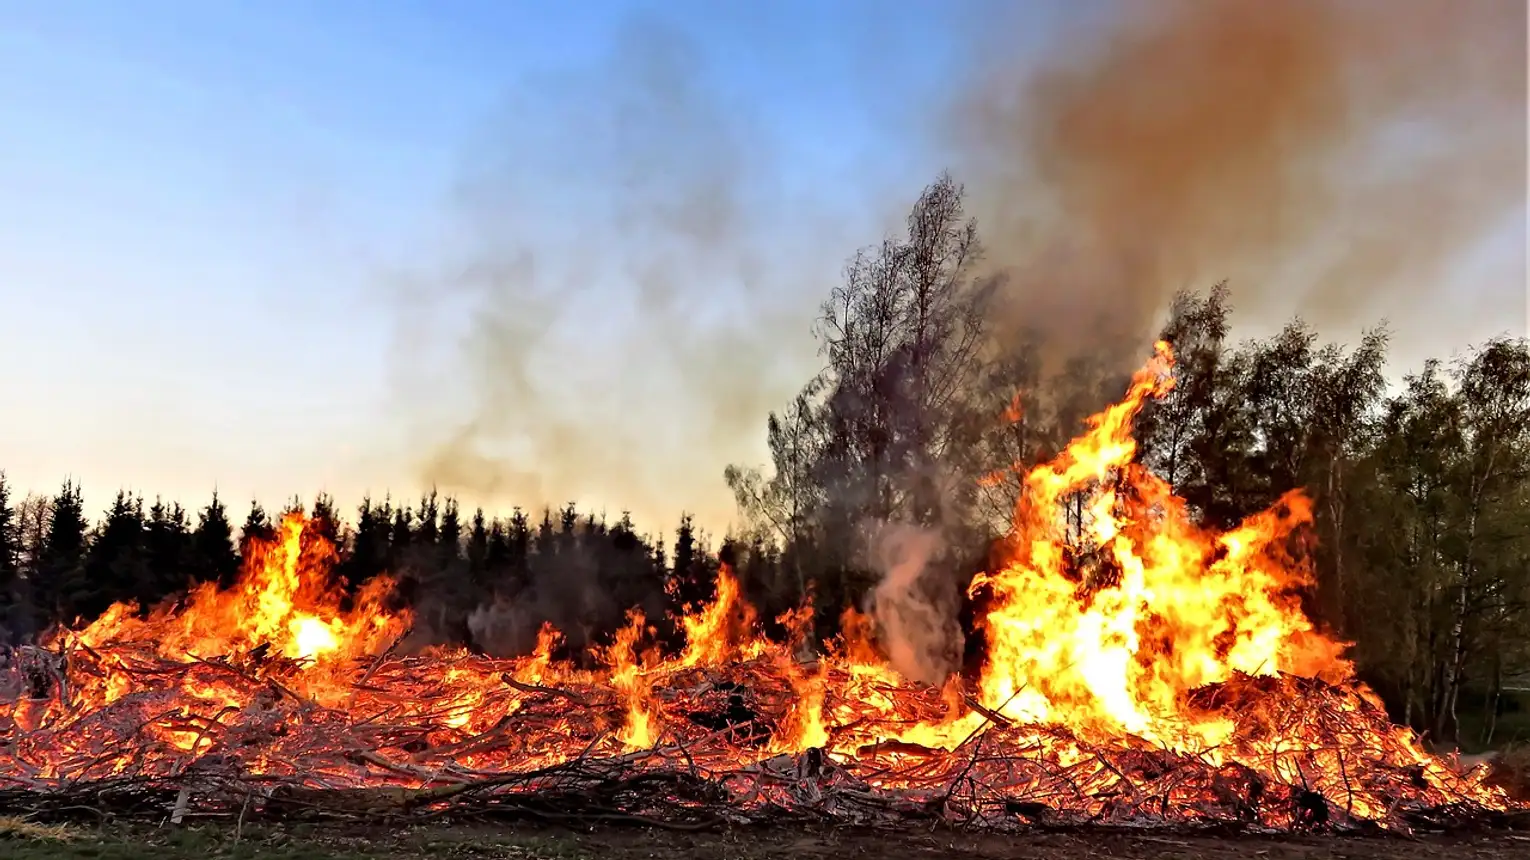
<box><xmin>0</xmin><ymin>644</ymin><xmax>1522</xmax><ymax>835</ymax></box>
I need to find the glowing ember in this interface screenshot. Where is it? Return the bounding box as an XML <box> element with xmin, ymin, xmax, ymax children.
<box><xmin>0</xmin><ymin>343</ymin><xmax>1515</xmax><ymax>832</ymax></box>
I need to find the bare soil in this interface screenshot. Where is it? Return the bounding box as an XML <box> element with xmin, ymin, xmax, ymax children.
<box><xmin>5</xmin><ymin>820</ymin><xmax>1530</xmax><ymax>860</ymax></box>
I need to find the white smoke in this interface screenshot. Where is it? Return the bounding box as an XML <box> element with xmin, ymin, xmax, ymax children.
<box><xmin>865</xmin><ymin>522</ymin><xmax>966</xmax><ymax>687</ymax></box>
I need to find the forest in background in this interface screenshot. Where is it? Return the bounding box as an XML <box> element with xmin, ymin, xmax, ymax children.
<box><xmin>1</xmin><ymin>175</ymin><xmax>1526</xmax><ymax>750</ymax></box>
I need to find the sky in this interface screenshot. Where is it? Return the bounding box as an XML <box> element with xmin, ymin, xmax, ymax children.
<box><xmin>0</xmin><ymin>0</ymin><xmax>1524</xmax><ymax>538</ymax></box>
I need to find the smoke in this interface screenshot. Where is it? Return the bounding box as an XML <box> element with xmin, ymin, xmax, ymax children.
<box><xmin>857</xmin><ymin>0</ymin><xmax>1526</xmax><ymax>676</ymax></box>
<box><xmin>388</xmin><ymin>1</ymin><xmax>1522</xmax><ymax>548</ymax></box>
<box><xmin>948</xmin><ymin>0</ymin><xmax>1527</xmax><ymax>368</ymax></box>
<box><xmin>463</xmin><ymin>547</ymin><xmax>667</xmax><ymax>661</ymax></box>
<box><xmin>390</xmin><ymin>14</ymin><xmax>864</xmax><ymax>533</ymax></box>
<box><xmin>865</xmin><ymin>522</ymin><xmax>966</xmax><ymax>687</ymax></box>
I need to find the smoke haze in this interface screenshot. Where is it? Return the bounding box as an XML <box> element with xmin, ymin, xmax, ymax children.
<box><xmin>387</xmin><ymin>14</ymin><xmax>871</xmax><ymax>533</ymax></box>
<box><xmin>390</xmin><ymin>1</ymin><xmax>1525</xmax><ymax>532</ymax></box>
<box><xmin>950</xmin><ymin>0</ymin><xmax>1526</xmax><ymax>367</ymax></box>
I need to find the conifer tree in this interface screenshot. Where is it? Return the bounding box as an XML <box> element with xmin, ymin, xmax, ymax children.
<box><xmin>240</xmin><ymin>500</ymin><xmax>275</xmax><ymax>559</ymax></box>
<box><xmin>192</xmin><ymin>492</ymin><xmax>240</xmax><ymax>588</ymax></box>
<box><xmin>341</xmin><ymin>496</ymin><xmax>392</xmax><ymax>587</ymax></box>
<box><xmin>439</xmin><ymin>497</ymin><xmax>463</xmax><ymax>568</ymax></box>
<box><xmin>466</xmin><ymin>507</ymin><xmax>490</xmax><ymax>590</ymax></box>
<box><xmin>388</xmin><ymin>503</ymin><xmax>414</xmax><ymax>564</ymax></box>
<box><xmin>81</xmin><ymin>491</ymin><xmax>146</xmax><ymax>621</ymax></box>
<box><xmin>36</xmin><ymin>480</ymin><xmax>88</xmax><ymax>626</ymax></box>
<box><xmin>0</xmin><ymin>472</ymin><xmax>21</xmax><ymax>636</ymax></box>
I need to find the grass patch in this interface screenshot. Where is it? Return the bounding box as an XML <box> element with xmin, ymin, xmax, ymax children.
<box><xmin>0</xmin><ymin>814</ymin><xmax>83</xmax><ymax>843</ymax></box>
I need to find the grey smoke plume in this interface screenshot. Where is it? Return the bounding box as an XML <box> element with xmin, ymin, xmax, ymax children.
<box><xmin>948</xmin><ymin>0</ymin><xmax>1527</xmax><ymax>368</ymax></box>
<box><xmin>865</xmin><ymin>522</ymin><xmax>966</xmax><ymax>687</ymax></box>
<box><xmin>388</xmin><ymin>14</ymin><xmax>866</xmax><ymax>532</ymax></box>
<box><xmin>388</xmin><ymin>1</ymin><xmax>1523</xmax><ymax>548</ymax></box>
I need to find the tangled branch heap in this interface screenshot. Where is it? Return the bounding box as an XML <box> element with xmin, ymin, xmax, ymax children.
<box><xmin>0</xmin><ymin>641</ymin><xmax>1514</xmax><ymax>833</ymax></box>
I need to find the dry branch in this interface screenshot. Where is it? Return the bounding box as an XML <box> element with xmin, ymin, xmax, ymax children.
<box><xmin>0</xmin><ymin>644</ymin><xmax>1520</xmax><ymax>835</ymax></box>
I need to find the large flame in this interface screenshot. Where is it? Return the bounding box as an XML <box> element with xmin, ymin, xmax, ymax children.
<box><xmin>967</xmin><ymin>340</ymin><xmax>1348</xmax><ymax>751</ymax></box>
<box><xmin>2</xmin><ymin>342</ymin><xmax>1512</xmax><ymax>830</ymax></box>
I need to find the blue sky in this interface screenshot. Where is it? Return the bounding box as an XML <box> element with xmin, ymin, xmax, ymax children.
<box><xmin>0</xmin><ymin>0</ymin><xmax>1523</xmax><ymax>536</ymax></box>
<box><xmin>0</xmin><ymin>0</ymin><xmax>992</xmax><ymax>532</ymax></box>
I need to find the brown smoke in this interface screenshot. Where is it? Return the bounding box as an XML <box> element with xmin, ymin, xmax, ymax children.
<box><xmin>392</xmin><ymin>2</ymin><xmax>1525</xmax><ymax>531</ymax></box>
<box><xmin>950</xmin><ymin>0</ymin><xmax>1527</xmax><ymax>367</ymax></box>
<box><xmin>389</xmin><ymin>15</ymin><xmax>868</xmax><ymax>532</ymax></box>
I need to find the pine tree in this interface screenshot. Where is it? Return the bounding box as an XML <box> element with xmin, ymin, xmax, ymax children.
<box><xmin>671</xmin><ymin>513</ymin><xmax>706</xmax><ymax>610</ymax></box>
<box><xmin>482</xmin><ymin>516</ymin><xmax>509</xmax><ymax>592</ymax></box>
<box><xmin>192</xmin><ymin>492</ymin><xmax>240</xmax><ymax>588</ymax></box>
<box><xmin>467</xmin><ymin>507</ymin><xmax>490</xmax><ymax>590</ymax></box>
<box><xmin>558</xmin><ymin>503</ymin><xmax>579</xmax><ymax>554</ymax></box>
<box><xmin>535</xmin><ymin>508</ymin><xmax>555</xmax><ymax>556</ymax></box>
<box><xmin>304</xmin><ymin>492</ymin><xmax>343</xmax><ymax>578</ymax></box>
<box><xmin>36</xmin><ymin>480</ymin><xmax>88</xmax><ymax>626</ymax></box>
<box><xmin>240</xmin><ymin>500</ymin><xmax>275</xmax><ymax>559</ymax></box>
<box><xmin>438</xmin><ymin>497</ymin><xmax>463</xmax><ymax>568</ymax></box>
<box><xmin>81</xmin><ymin>491</ymin><xmax>147</xmax><ymax>621</ymax></box>
<box><xmin>142</xmin><ymin>496</ymin><xmax>191</xmax><ymax>606</ymax></box>
<box><xmin>416</xmin><ymin>490</ymin><xmax>440</xmax><ymax>550</ymax></box>
<box><xmin>432</xmin><ymin>496</ymin><xmax>472</xmax><ymax>615</ymax></box>
<box><xmin>341</xmin><ymin>496</ymin><xmax>392</xmax><ymax>588</ymax></box>
<box><xmin>309</xmin><ymin>493</ymin><xmax>342</xmax><ymax>549</ymax></box>
<box><xmin>388</xmin><ymin>503</ymin><xmax>414</xmax><ymax>565</ymax></box>
<box><xmin>0</xmin><ymin>472</ymin><xmax>22</xmax><ymax>637</ymax></box>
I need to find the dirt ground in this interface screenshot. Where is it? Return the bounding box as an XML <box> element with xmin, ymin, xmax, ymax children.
<box><xmin>4</xmin><ymin>819</ymin><xmax>1530</xmax><ymax>860</ymax></box>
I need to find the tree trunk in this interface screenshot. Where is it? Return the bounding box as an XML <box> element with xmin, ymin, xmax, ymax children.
<box><xmin>1438</xmin><ymin>578</ymin><xmax>1468</xmax><ymax>742</ymax></box>
<box><xmin>1483</xmin><ymin>657</ymin><xmax>1501</xmax><ymax>748</ymax></box>
<box><xmin>1326</xmin><ymin>457</ymin><xmax>1347</xmax><ymax>630</ymax></box>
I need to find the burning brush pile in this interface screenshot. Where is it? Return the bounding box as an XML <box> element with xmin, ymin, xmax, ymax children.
<box><xmin>0</xmin><ymin>343</ymin><xmax>1521</xmax><ymax>834</ymax></box>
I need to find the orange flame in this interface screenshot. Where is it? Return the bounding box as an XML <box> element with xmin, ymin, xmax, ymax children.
<box><xmin>964</xmin><ymin>340</ymin><xmax>1349</xmax><ymax>751</ymax></box>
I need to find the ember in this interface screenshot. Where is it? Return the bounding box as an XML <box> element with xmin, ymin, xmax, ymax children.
<box><xmin>0</xmin><ymin>343</ymin><xmax>1517</xmax><ymax>833</ymax></box>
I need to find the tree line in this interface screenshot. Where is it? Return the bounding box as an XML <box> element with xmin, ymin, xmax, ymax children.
<box><xmin>0</xmin><ymin>483</ymin><xmax>761</xmax><ymax>665</ymax></box>
<box><xmin>1</xmin><ymin>173</ymin><xmax>1526</xmax><ymax>746</ymax></box>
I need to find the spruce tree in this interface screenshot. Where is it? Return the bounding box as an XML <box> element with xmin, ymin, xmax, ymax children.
<box><xmin>36</xmin><ymin>480</ymin><xmax>88</xmax><ymax>626</ymax></box>
<box><xmin>388</xmin><ymin>503</ymin><xmax>413</xmax><ymax>565</ymax></box>
<box><xmin>341</xmin><ymin>496</ymin><xmax>392</xmax><ymax>588</ymax></box>
<box><xmin>240</xmin><ymin>500</ymin><xmax>275</xmax><ymax>560</ymax></box>
<box><xmin>80</xmin><ymin>491</ymin><xmax>146</xmax><ymax>621</ymax></box>
<box><xmin>0</xmin><ymin>472</ymin><xmax>21</xmax><ymax>637</ymax></box>
<box><xmin>139</xmin><ymin>497</ymin><xmax>182</xmax><ymax>606</ymax></box>
<box><xmin>192</xmin><ymin>492</ymin><xmax>240</xmax><ymax>588</ymax></box>
<box><xmin>466</xmin><ymin>507</ymin><xmax>490</xmax><ymax>591</ymax></box>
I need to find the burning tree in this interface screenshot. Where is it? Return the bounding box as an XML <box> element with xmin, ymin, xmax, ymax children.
<box><xmin>1</xmin><ymin>342</ymin><xmax>1520</xmax><ymax>833</ymax></box>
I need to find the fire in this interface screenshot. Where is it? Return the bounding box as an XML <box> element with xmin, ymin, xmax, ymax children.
<box><xmin>1</xmin><ymin>343</ymin><xmax>1516</xmax><ymax>831</ymax></box>
<box><xmin>57</xmin><ymin>512</ymin><xmax>408</xmax><ymax>671</ymax></box>
<box><xmin>966</xmin><ymin>341</ymin><xmax>1347</xmax><ymax>752</ymax></box>
<box><xmin>601</xmin><ymin>610</ymin><xmax>659</xmax><ymax>749</ymax></box>
<box><xmin>288</xmin><ymin>616</ymin><xmax>341</xmax><ymax>663</ymax></box>
<box><xmin>679</xmin><ymin>564</ymin><xmax>763</xmax><ymax>668</ymax></box>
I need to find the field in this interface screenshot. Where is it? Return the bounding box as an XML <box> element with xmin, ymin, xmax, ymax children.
<box><xmin>6</xmin><ymin>819</ymin><xmax>1530</xmax><ymax>860</ymax></box>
